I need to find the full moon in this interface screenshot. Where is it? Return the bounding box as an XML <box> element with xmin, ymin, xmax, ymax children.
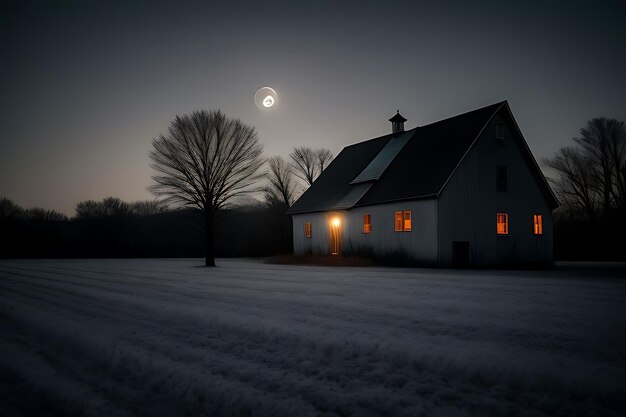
<box><xmin>254</xmin><ymin>87</ymin><xmax>278</xmax><ymax>109</ymax></box>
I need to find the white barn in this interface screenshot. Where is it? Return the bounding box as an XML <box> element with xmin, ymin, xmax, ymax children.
<box><xmin>287</xmin><ymin>101</ymin><xmax>559</xmax><ymax>267</ymax></box>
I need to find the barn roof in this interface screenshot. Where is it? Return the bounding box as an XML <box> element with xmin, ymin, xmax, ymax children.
<box><xmin>287</xmin><ymin>101</ymin><xmax>558</xmax><ymax>214</ymax></box>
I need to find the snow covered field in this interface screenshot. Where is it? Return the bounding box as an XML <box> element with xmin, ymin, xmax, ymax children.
<box><xmin>1</xmin><ymin>259</ymin><xmax>625</xmax><ymax>417</ymax></box>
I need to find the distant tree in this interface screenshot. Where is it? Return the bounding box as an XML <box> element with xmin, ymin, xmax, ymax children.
<box><xmin>0</xmin><ymin>197</ymin><xmax>22</xmax><ymax>219</ymax></box>
<box><xmin>290</xmin><ymin>147</ymin><xmax>333</xmax><ymax>186</ymax></box>
<box><xmin>22</xmin><ymin>207</ymin><xmax>68</xmax><ymax>222</ymax></box>
<box><xmin>149</xmin><ymin>110</ymin><xmax>264</xmax><ymax>267</ymax></box>
<box><xmin>544</xmin><ymin>117</ymin><xmax>626</xmax><ymax>219</ymax></box>
<box><xmin>543</xmin><ymin>147</ymin><xmax>599</xmax><ymax>220</ymax></box>
<box><xmin>75</xmin><ymin>197</ymin><xmax>130</xmax><ymax>219</ymax></box>
<box><xmin>263</xmin><ymin>156</ymin><xmax>299</xmax><ymax>208</ymax></box>
<box><xmin>129</xmin><ymin>200</ymin><xmax>168</xmax><ymax>216</ymax></box>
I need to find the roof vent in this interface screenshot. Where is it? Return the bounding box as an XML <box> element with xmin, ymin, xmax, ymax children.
<box><xmin>389</xmin><ymin>110</ymin><xmax>407</xmax><ymax>133</ymax></box>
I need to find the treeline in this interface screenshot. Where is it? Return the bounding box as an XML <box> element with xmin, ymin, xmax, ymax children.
<box><xmin>544</xmin><ymin>117</ymin><xmax>626</xmax><ymax>261</ymax></box>
<box><xmin>0</xmin><ymin>197</ymin><xmax>292</xmax><ymax>259</ymax></box>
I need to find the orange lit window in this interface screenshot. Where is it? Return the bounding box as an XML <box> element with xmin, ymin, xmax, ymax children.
<box><xmin>395</xmin><ymin>211</ymin><xmax>411</xmax><ymax>231</ymax></box>
<box><xmin>395</xmin><ymin>211</ymin><xmax>403</xmax><ymax>231</ymax></box>
<box><xmin>363</xmin><ymin>214</ymin><xmax>372</xmax><ymax>234</ymax></box>
<box><xmin>304</xmin><ymin>223</ymin><xmax>312</xmax><ymax>238</ymax></box>
<box><xmin>533</xmin><ymin>214</ymin><xmax>543</xmax><ymax>235</ymax></box>
<box><xmin>497</xmin><ymin>213</ymin><xmax>508</xmax><ymax>235</ymax></box>
<box><xmin>403</xmin><ymin>210</ymin><xmax>411</xmax><ymax>231</ymax></box>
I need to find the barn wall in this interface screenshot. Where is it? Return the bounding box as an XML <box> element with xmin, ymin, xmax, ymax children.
<box><xmin>292</xmin><ymin>199</ymin><xmax>438</xmax><ymax>263</ymax></box>
<box><xmin>292</xmin><ymin>212</ymin><xmax>333</xmax><ymax>256</ymax></box>
<box><xmin>438</xmin><ymin>113</ymin><xmax>554</xmax><ymax>265</ymax></box>
<box><xmin>347</xmin><ymin>199</ymin><xmax>438</xmax><ymax>263</ymax></box>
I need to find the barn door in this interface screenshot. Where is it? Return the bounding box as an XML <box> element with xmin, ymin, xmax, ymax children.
<box><xmin>329</xmin><ymin>219</ymin><xmax>342</xmax><ymax>255</ymax></box>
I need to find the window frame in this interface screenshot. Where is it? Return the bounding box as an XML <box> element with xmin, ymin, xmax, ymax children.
<box><xmin>394</xmin><ymin>211</ymin><xmax>403</xmax><ymax>232</ymax></box>
<box><xmin>403</xmin><ymin>210</ymin><xmax>412</xmax><ymax>232</ymax></box>
<box><xmin>496</xmin><ymin>123</ymin><xmax>504</xmax><ymax>140</ymax></box>
<box><xmin>497</xmin><ymin>213</ymin><xmax>508</xmax><ymax>235</ymax></box>
<box><xmin>304</xmin><ymin>222</ymin><xmax>312</xmax><ymax>238</ymax></box>
<box><xmin>533</xmin><ymin>214</ymin><xmax>543</xmax><ymax>235</ymax></box>
<box><xmin>395</xmin><ymin>210</ymin><xmax>412</xmax><ymax>232</ymax></box>
<box><xmin>363</xmin><ymin>214</ymin><xmax>372</xmax><ymax>234</ymax></box>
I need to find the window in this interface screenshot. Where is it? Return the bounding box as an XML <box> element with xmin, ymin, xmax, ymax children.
<box><xmin>496</xmin><ymin>123</ymin><xmax>504</xmax><ymax>139</ymax></box>
<box><xmin>395</xmin><ymin>211</ymin><xmax>403</xmax><ymax>231</ymax></box>
<box><xmin>497</xmin><ymin>213</ymin><xmax>508</xmax><ymax>235</ymax></box>
<box><xmin>496</xmin><ymin>166</ymin><xmax>507</xmax><ymax>192</ymax></box>
<box><xmin>403</xmin><ymin>210</ymin><xmax>411</xmax><ymax>231</ymax></box>
<box><xmin>363</xmin><ymin>214</ymin><xmax>372</xmax><ymax>233</ymax></box>
<box><xmin>304</xmin><ymin>223</ymin><xmax>312</xmax><ymax>238</ymax></box>
<box><xmin>533</xmin><ymin>214</ymin><xmax>543</xmax><ymax>235</ymax></box>
<box><xmin>395</xmin><ymin>211</ymin><xmax>411</xmax><ymax>232</ymax></box>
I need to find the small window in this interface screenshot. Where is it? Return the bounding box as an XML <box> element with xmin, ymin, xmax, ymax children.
<box><xmin>304</xmin><ymin>223</ymin><xmax>312</xmax><ymax>238</ymax></box>
<box><xmin>497</xmin><ymin>213</ymin><xmax>508</xmax><ymax>235</ymax></box>
<box><xmin>496</xmin><ymin>166</ymin><xmax>507</xmax><ymax>192</ymax></box>
<box><xmin>533</xmin><ymin>214</ymin><xmax>543</xmax><ymax>235</ymax></box>
<box><xmin>496</xmin><ymin>123</ymin><xmax>504</xmax><ymax>139</ymax></box>
<box><xmin>363</xmin><ymin>214</ymin><xmax>371</xmax><ymax>234</ymax></box>
<box><xmin>394</xmin><ymin>211</ymin><xmax>403</xmax><ymax>232</ymax></box>
<box><xmin>403</xmin><ymin>210</ymin><xmax>411</xmax><ymax>231</ymax></box>
<box><xmin>395</xmin><ymin>211</ymin><xmax>411</xmax><ymax>232</ymax></box>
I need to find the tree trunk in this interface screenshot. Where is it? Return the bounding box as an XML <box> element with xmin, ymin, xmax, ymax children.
<box><xmin>204</xmin><ymin>210</ymin><xmax>215</xmax><ymax>267</ymax></box>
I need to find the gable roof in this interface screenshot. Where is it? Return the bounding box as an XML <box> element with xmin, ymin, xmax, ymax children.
<box><xmin>287</xmin><ymin>101</ymin><xmax>558</xmax><ymax>214</ymax></box>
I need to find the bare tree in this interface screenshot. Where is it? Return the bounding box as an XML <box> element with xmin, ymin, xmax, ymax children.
<box><xmin>263</xmin><ymin>156</ymin><xmax>299</xmax><ymax>208</ymax></box>
<box><xmin>150</xmin><ymin>110</ymin><xmax>264</xmax><ymax>266</ymax></box>
<box><xmin>290</xmin><ymin>147</ymin><xmax>334</xmax><ymax>187</ymax></box>
<box><xmin>543</xmin><ymin>147</ymin><xmax>599</xmax><ymax>220</ymax></box>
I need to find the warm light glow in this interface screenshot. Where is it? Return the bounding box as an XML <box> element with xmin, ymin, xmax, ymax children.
<box><xmin>403</xmin><ymin>210</ymin><xmax>411</xmax><ymax>231</ymax></box>
<box><xmin>331</xmin><ymin>217</ymin><xmax>341</xmax><ymax>227</ymax></box>
<box><xmin>262</xmin><ymin>95</ymin><xmax>274</xmax><ymax>107</ymax></box>
<box><xmin>533</xmin><ymin>214</ymin><xmax>543</xmax><ymax>235</ymax></box>
<box><xmin>395</xmin><ymin>211</ymin><xmax>411</xmax><ymax>232</ymax></box>
<box><xmin>395</xmin><ymin>211</ymin><xmax>403</xmax><ymax>232</ymax></box>
<box><xmin>497</xmin><ymin>213</ymin><xmax>508</xmax><ymax>235</ymax></box>
<box><xmin>363</xmin><ymin>214</ymin><xmax>371</xmax><ymax>233</ymax></box>
<box><xmin>304</xmin><ymin>222</ymin><xmax>312</xmax><ymax>238</ymax></box>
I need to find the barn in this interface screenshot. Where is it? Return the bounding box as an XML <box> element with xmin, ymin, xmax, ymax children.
<box><xmin>286</xmin><ymin>101</ymin><xmax>559</xmax><ymax>266</ymax></box>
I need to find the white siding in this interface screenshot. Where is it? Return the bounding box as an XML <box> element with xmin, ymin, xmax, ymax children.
<box><xmin>438</xmin><ymin>114</ymin><xmax>554</xmax><ymax>265</ymax></box>
<box><xmin>348</xmin><ymin>200</ymin><xmax>438</xmax><ymax>263</ymax></box>
<box><xmin>292</xmin><ymin>200</ymin><xmax>438</xmax><ymax>263</ymax></box>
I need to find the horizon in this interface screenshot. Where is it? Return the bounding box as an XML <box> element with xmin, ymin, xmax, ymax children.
<box><xmin>2</xmin><ymin>0</ymin><xmax>625</xmax><ymax>216</ymax></box>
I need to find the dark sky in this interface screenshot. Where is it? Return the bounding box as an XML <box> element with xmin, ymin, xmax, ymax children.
<box><xmin>2</xmin><ymin>0</ymin><xmax>625</xmax><ymax>215</ymax></box>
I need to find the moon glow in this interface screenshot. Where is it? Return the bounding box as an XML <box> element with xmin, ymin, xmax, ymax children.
<box><xmin>262</xmin><ymin>96</ymin><xmax>274</xmax><ymax>107</ymax></box>
<box><xmin>254</xmin><ymin>87</ymin><xmax>278</xmax><ymax>109</ymax></box>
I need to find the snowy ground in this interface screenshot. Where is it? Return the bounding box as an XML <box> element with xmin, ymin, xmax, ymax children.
<box><xmin>1</xmin><ymin>259</ymin><xmax>625</xmax><ymax>417</ymax></box>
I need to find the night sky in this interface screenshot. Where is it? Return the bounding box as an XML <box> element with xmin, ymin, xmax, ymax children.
<box><xmin>2</xmin><ymin>0</ymin><xmax>625</xmax><ymax>216</ymax></box>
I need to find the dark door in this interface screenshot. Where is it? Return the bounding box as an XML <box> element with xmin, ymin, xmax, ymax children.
<box><xmin>452</xmin><ymin>241</ymin><xmax>470</xmax><ymax>267</ymax></box>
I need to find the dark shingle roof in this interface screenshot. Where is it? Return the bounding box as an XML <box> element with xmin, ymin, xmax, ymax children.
<box><xmin>287</xmin><ymin>101</ymin><xmax>558</xmax><ymax>214</ymax></box>
<box><xmin>286</xmin><ymin>134</ymin><xmax>393</xmax><ymax>214</ymax></box>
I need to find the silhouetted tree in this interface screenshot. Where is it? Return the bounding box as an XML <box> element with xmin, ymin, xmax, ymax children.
<box><xmin>263</xmin><ymin>156</ymin><xmax>299</xmax><ymax>208</ymax></box>
<box><xmin>149</xmin><ymin>110</ymin><xmax>264</xmax><ymax>266</ymax></box>
<box><xmin>544</xmin><ymin>117</ymin><xmax>626</xmax><ymax>219</ymax></box>
<box><xmin>543</xmin><ymin>147</ymin><xmax>599</xmax><ymax>220</ymax></box>
<box><xmin>290</xmin><ymin>147</ymin><xmax>333</xmax><ymax>186</ymax></box>
<box><xmin>0</xmin><ymin>197</ymin><xmax>22</xmax><ymax>218</ymax></box>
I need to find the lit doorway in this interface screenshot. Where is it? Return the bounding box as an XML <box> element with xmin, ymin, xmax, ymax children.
<box><xmin>329</xmin><ymin>217</ymin><xmax>342</xmax><ymax>255</ymax></box>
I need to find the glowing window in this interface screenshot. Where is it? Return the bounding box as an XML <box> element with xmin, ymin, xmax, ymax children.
<box><xmin>533</xmin><ymin>214</ymin><xmax>543</xmax><ymax>235</ymax></box>
<box><xmin>363</xmin><ymin>214</ymin><xmax>371</xmax><ymax>234</ymax></box>
<box><xmin>497</xmin><ymin>213</ymin><xmax>508</xmax><ymax>235</ymax></box>
<box><xmin>304</xmin><ymin>223</ymin><xmax>312</xmax><ymax>238</ymax></box>
<box><xmin>395</xmin><ymin>211</ymin><xmax>411</xmax><ymax>232</ymax></box>
<box><xmin>496</xmin><ymin>123</ymin><xmax>504</xmax><ymax>139</ymax></box>
<box><xmin>395</xmin><ymin>211</ymin><xmax>403</xmax><ymax>232</ymax></box>
<box><xmin>403</xmin><ymin>210</ymin><xmax>411</xmax><ymax>231</ymax></box>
